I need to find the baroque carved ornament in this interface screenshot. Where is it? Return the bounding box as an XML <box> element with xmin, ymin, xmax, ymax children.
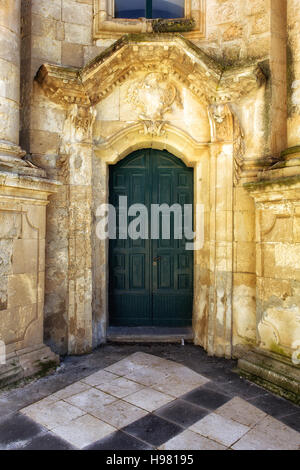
<box><xmin>62</xmin><ymin>104</ymin><xmax>97</xmax><ymax>146</ymax></box>
<box><xmin>36</xmin><ymin>35</ymin><xmax>263</xmax><ymax>180</ymax></box>
<box><xmin>36</xmin><ymin>36</ymin><xmax>266</xmax><ymax>109</ymax></box>
<box><xmin>208</xmin><ymin>103</ymin><xmax>245</xmax><ymax>185</ymax></box>
<box><xmin>126</xmin><ymin>72</ymin><xmax>182</xmax><ymax>136</ymax></box>
<box><xmin>59</xmin><ymin>104</ymin><xmax>96</xmax><ymax>178</ymax></box>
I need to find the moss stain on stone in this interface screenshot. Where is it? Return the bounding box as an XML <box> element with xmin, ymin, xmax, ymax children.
<box><xmin>238</xmin><ymin>369</ymin><xmax>300</xmax><ymax>405</ymax></box>
<box><xmin>244</xmin><ymin>174</ymin><xmax>300</xmax><ymax>190</ymax></box>
<box><xmin>270</xmin><ymin>342</ymin><xmax>290</xmax><ymax>359</ymax></box>
<box><xmin>152</xmin><ymin>18</ymin><xmax>195</xmax><ymax>33</ymax></box>
<box><xmin>34</xmin><ymin>359</ymin><xmax>58</xmax><ymax>378</ymax></box>
<box><xmin>281</xmin><ymin>145</ymin><xmax>300</xmax><ymax>158</ymax></box>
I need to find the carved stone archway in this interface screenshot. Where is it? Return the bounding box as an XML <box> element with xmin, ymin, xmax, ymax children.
<box><xmin>36</xmin><ymin>34</ymin><xmax>266</xmax><ymax>356</ymax></box>
<box><xmin>93</xmin><ymin>123</ymin><xmax>208</xmax><ymax>348</ymax></box>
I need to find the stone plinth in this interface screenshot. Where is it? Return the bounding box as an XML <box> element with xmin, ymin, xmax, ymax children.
<box><xmin>238</xmin><ymin>349</ymin><xmax>300</xmax><ymax>405</ymax></box>
<box><xmin>240</xmin><ymin>172</ymin><xmax>300</xmax><ymax>402</ymax></box>
<box><xmin>0</xmin><ymin>172</ymin><xmax>60</xmax><ymax>387</ymax></box>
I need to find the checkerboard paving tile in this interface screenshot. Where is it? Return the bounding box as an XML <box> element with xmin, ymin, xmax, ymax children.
<box><xmin>21</xmin><ymin>432</ymin><xmax>76</xmax><ymax>450</ymax></box>
<box><xmin>96</xmin><ymin>377</ymin><xmax>144</xmax><ymax>398</ymax></box>
<box><xmin>81</xmin><ymin>370</ymin><xmax>119</xmax><ymax>387</ymax></box>
<box><xmin>123</xmin><ymin>387</ymin><xmax>175</xmax><ymax>412</ymax></box>
<box><xmin>22</xmin><ymin>399</ymin><xmax>85</xmax><ymax>431</ymax></box>
<box><xmin>18</xmin><ymin>352</ymin><xmax>300</xmax><ymax>450</ymax></box>
<box><xmin>91</xmin><ymin>399</ymin><xmax>148</xmax><ymax>428</ymax></box>
<box><xmin>155</xmin><ymin>399</ymin><xmax>209</xmax><ymax>427</ymax></box>
<box><xmin>232</xmin><ymin>415</ymin><xmax>300</xmax><ymax>451</ymax></box>
<box><xmin>124</xmin><ymin>413</ymin><xmax>183</xmax><ymax>447</ymax></box>
<box><xmin>159</xmin><ymin>429</ymin><xmax>226</xmax><ymax>450</ymax></box>
<box><xmin>52</xmin><ymin>414</ymin><xmax>115</xmax><ymax>449</ymax></box>
<box><xmin>64</xmin><ymin>387</ymin><xmax>117</xmax><ymax>412</ymax></box>
<box><xmin>52</xmin><ymin>381</ymin><xmax>91</xmax><ymax>400</ymax></box>
<box><xmin>85</xmin><ymin>430</ymin><xmax>153</xmax><ymax>450</ymax></box>
<box><xmin>152</xmin><ymin>372</ymin><xmax>208</xmax><ymax>398</ymax></box>
<box><xmin>215</xmin><ymin>396</ymin><xmax>267</xmax><ymax>427</ymax></box>
<box><xmin>190</xmin><ymin>413</ymin><xmax>249</xmax><ymax>447</ymax></box>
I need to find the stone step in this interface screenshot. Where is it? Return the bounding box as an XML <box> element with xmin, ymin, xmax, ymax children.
<box><xmin>107</xmin><ymin>327</ymin><xmax>194</xmax><ymax>343</ymax></box>
<box><xmin>237</xmin><ymin>348</ymin><xmax>300</xmax><ymax>405</ymax></box>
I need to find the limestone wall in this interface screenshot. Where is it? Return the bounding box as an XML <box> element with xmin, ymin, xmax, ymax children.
<box><xmin>20</xmin><ymin>1</ymin><xmax>98</xmax><ymax>354</ymax></box>
<box><xmin>0</xmin><ymin>0</ymin><xmax>60</xmax><ymax>389</ymax></box>
<box><xmin>17</xmin><ymin>0</ymin><xmax>296</xmax><ymax>359</ymax></box>
<box><xmin>196</xmin><ymin>0</ymin><xmax>271</xmax><ymax>64</ymax></box>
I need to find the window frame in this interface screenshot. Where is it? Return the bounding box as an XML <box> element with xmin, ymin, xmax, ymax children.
<box><xmin>93</xmin><ymin>0</ymin><xmax>206</xmax><ymax>40</ymax></box>
<box><xmin>114</xmin><ymin>0</ymin><xmax>185</xmax><ymax>21</ymax></box>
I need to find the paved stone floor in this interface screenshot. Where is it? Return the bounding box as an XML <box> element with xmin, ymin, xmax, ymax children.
<box><xmin>0</xmin><ymin>344</ymin><xmax>299</xmax><ymax>450</ymax></box>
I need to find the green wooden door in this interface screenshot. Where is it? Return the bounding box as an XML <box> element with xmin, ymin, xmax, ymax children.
<box><xmin>109</xmin><ymin>149</ymin><xmax>193</xmax><ymax>327</ymax></box>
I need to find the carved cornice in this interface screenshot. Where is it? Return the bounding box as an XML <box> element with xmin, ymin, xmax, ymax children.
<box><xmin>36</xmin><ymin>35</ymin><xmax>266</xmax><ymax>108</ymax></box>
<box><xmin>36</xmin><ymin>64</ymin><xmax>90</xmax><ymax>107</ymax></box>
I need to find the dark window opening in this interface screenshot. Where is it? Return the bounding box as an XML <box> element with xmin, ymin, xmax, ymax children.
<box><xmin>114</xmin><ymin>0</ymin><xmax>185</xmax><ymax>20</ymax></box>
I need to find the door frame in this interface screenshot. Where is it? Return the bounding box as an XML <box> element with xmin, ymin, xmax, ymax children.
<box><xmin>93</xmin><ymin>122</ymin><xmax>235</xmax><ymax>358</ymax></box>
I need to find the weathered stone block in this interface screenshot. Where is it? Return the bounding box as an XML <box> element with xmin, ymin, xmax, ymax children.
<box><xmin>233</xmin><ymin>273</ymin><xmax>256</xmax><ymax>343</ymax></box>
<box><xmin>12</xmin><ymin>239</ymin><xmax>38</xmax><ymax>275</ymax></box>
<box><xmin>32</xmin><ymin>14</ymin><xmax>57</xmax><ymax>40</ymax></box>
<box><xmin>32</xmin><ymin>35</ymin><xmax>62</xmax><ymax>63</ymax></box>
<box><xmin>31</xmin><ymin>0</ymin><xmax>61</xmax><ymax>21</ymax></box>
<box><xmin>29</xmin><ymin>130</ymin><xmax>61</xmax><ymax>155</ymax></box>
<box><xmin>64</xmin><ymin>23</ymin><xmax>92</xmax><ymax>45</ymax></box>
<box><xmin>62</xmin><ymin>0</ymin><xmax>92</xmax><ymax>26</ymax></box>
<box><xmin>62</xmin><ymin>42</ymin><xmax>84</xmax><ymax>67</ymax></box>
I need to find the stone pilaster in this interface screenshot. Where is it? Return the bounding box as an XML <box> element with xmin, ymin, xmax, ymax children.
<box><xmin>0</xmin><ymin>0</ymin><xmax>23</xmax><ymax>159</ymax></box>
<box><xmin>287</xmin><ymin>0</ymin><xmax>300</xmax><ymax>149</ymax></box>
<box><xmin>0</xmin><ymin>0</ymin><xmax>43</xmax><ymax>176</ymax></box>
<box><xmin>60</xmin><ymin>104</ymin><xmax>96</xmax><ymax>355</ymax></box>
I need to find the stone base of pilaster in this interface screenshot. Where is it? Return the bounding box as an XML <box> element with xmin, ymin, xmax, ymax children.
<box><xmin>237</xmin><ymin>348</ymin><xmax>300</xmax><ymax>405</ymax></box>
<box><xmin>254</xmin><ymin>146</ymin><xmax>300</xmax><ymax>182</ymax></box>
<box><xmin>0</xmin><ymin>343</ymin><xmax>59</xmax><ymax>389</ymax></box>
<box><xmin>0</xmin><ymin>140</ymin><xmax>46</xmax><ymax>178</ymax></box>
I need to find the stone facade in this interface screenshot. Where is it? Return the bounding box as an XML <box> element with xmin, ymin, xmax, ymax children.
<box><xmin>0</xmin><ymin>0</ymin><xmax>59</xmax><ymax>387</ymax></box>
<box><xmin>0</xmin><ymin>0</ymin><xmax>299</xmax><ymax>401</ymax></box>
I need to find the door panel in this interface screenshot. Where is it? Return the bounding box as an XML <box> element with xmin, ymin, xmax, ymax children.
<box><xmin>151</xmin><ymin>151</ymin><xmax>194</xmax><ymax>327</ymax></box>
<box><xmin>109</xmin><ymin>150</ymin><xmax>151</xmax><ymax>326</ymax></box>
<box><xmin>109</xmin><ymin>149</ymin><xmax>193</xmax><ymax>327</ymax></box>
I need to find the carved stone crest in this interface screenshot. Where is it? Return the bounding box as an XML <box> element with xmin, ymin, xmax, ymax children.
<box><xmin>126</xmin><ymin>73</ymin><xmax>182</xmax><ymax>136</ymax></box>
<box><xmin>208</xmin><ymin>103</ymin><xmax>233</xmax><ymax>141</ymax></box>
<box><xmin>60</xmin><ymin>104</ymin><xmax>96</xmax><ymax>158</ymax></box>
<box><xmin>59</xmin><ymin>104</ymin><xmax>97</xmax><ymax>180</ymax></box>
<box><xmin>63</xmin><ymin>104</ymin><xmax>97</xmax><ymax>146</ymax></box>
<box><xmin>208</xmin><ymin>103</ymin><xmax>245</xmax><ymax>185</ymax></box>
